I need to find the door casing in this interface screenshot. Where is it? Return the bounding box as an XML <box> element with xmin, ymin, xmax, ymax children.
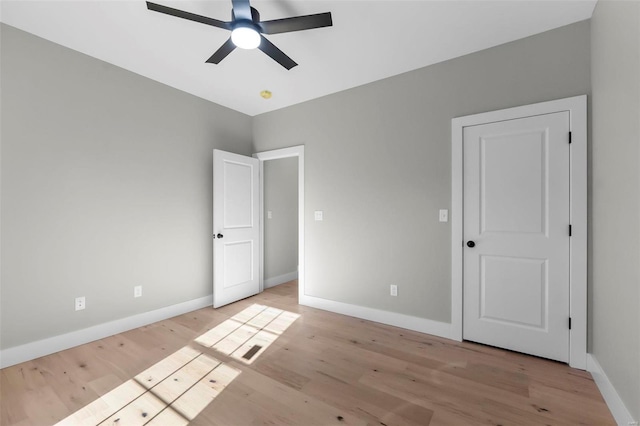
<box><xmin>451</xmin><ymin>95</ymin><xmax>587</xmax><ymax>369</ymax></box>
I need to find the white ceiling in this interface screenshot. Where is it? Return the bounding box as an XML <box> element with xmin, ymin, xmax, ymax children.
<box><xmin>1</xmin><ymin>0</ymin><xmax>596</xmax><ymax>116</ymax></box>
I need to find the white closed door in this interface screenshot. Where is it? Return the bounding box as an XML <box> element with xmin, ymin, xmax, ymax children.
<box><xmin>213</xmin><ymin>150</ymin><xmax>260</xmax><ymax>308</ymax></box>
<box><xmin>463</xmin><ymin>112</ymin><xmax>570</xmax><ymax>362</ymax></box>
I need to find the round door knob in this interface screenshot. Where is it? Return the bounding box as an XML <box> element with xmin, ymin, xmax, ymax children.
<box><xmin>217</xmin><ymin>233</ymin><xmax>224</xmax><ymax>239</ymax></box>
<box><xmin>466</xmin><ymin>241</ymin><xmax>475</xmax><ymax>248</ymax></box>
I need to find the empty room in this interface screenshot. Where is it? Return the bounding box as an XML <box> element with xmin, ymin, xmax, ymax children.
<box><xmin>1</xmin><ymin>0</ymin><xmax>639</xmax><ymax>424</ymax></box>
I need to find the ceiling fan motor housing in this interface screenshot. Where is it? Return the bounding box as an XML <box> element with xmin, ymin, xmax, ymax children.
<box><xmin>232</xmin><ymin>6</ymin><xmax>260</xmax><ymax>26</ymax></box>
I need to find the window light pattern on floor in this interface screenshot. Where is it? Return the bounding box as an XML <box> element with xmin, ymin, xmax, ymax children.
<box><xmin>196</xmin><ymin>304</ymin><xmax>300</xmax><ymax>364</ymax></box>
<box><xmin>54</xmin><ymin>304</ymin><xmax>299</xmax><ymax>425</ymax></box>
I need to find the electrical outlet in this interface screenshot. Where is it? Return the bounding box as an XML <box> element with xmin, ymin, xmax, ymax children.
<box><xmin>267</xmin><ymin>210</ymin><xmax>273</xmax><ymax>219</ymax></box>
<box><xmin>75</xmin><ymin>296</ymin><xmax>86</xmax><ymax>311</ymax></box>
<box><xmin>390</xmin><ymin>285</ymin><xmax>398</xmax><ymax>297</ymax></box>
<box><xmin>134</xmin><ymin>285</ymin><xmax>142</xmax><ymax>298</ymax></box>
<box><xmin>314</xmin><ymin>210</ymin><xmax>323</xmax><ymax>221</ymax></box>
<box><xmin>439</xmin><ymin>209</ymin><xmax>449</xmax><ymax>222</ymax></box>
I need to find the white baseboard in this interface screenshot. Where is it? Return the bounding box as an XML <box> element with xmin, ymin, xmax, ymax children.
<box><xmin>264</xmin><ymin>271</ymin><xmax>298</xmax><ymax>289</ymax></box>
<box><xmin>0</xmin><ymin>295</ymin><xmax>213</xmax><ymax>369</ymax></box>
<box><xmin>299</xmin><ymin>294</ymin><xmax>454</xmax><ymax>340</ymax></box>
<box><xmin>587</xmin><ymin>354</ymin><xmax>638</xmax><ymax>426</ymax></box>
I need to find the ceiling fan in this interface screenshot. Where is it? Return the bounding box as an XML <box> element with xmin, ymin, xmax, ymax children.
<box><xmin>146</xmin><ymin>0</ymin><xmax>333</xmax><ymax>70</ymax></box>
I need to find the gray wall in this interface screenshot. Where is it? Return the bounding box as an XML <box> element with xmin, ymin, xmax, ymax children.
<box><xmin>252</xmin><ymin>21</ymin><xmax>591</xmax><ymax>322</ymax></box>
<box><xmin>0</xmin><ymin>24</ymin><xmax>252</xmax><ymax>349</ymax></box>
<box><xmin>591</xmin><ymin>0</ymin><xmax>640</xmax><ymax>418</ymax></box>
<box><xmin>263</xmin><ymin>157</ymin><xmax>298</xmax><ymax>283</ymax></box>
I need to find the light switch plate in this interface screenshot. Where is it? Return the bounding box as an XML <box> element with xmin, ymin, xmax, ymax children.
<box><xmin>314</xmin><ymin>211</ymin><xmax>323</xmax><ymax>221</ymax></box>
<box><xmin>439</xmin><ymin>209</ymin><xmax>449</xmax><ymax>222</ymax></box>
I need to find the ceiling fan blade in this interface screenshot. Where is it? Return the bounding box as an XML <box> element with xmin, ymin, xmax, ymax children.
<box><xmin>231</xmin><ymin>0</ymin><xmax>252</xmax><ymax>21</ymax></box>
<box><xmin>146</xmin><ymin>2</ymin><xmax>231</xmax><ymax>30</ymax></box>
<box><xmin>260</xmin><ymin>12</ymin><xmax>332</xmax><ymax>35</ymax></box>
<box><xmin>258</xmin><ymin>36</ymin><xmax>297</xmax><ymax>70</ymax></box>
<box><xmin>206</xmin><ymin>38</ymin><xmax>237</xmax><ymax>64</ymax></box>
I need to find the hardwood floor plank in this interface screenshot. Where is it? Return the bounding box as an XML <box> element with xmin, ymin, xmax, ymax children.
<box><xmin>98</xmin><ymin>390</ymin><xmax>167</xmax><ymax>426</ymax></box>
<box><xmin>55</xmin><ymin>380</ymin><xmax>147</xmax><ymax>425</ymax></box>
<box><xmin>152</xmin><ymin>354</ymin><xmax>221</xmax><ymax>404</ymax></box>
<box><xmin>528</xmin><ymin>382</ymin><xmax>615</xmax><ymax>424</ymax></box>
<box><xmin>17</xmin><ymin>386</ymin><xmax>70</xmax><ymax>426</ymax></box>
<box><xmin>0</xmin><ymin>372</ymin><xmax>29</xmax><ymax>426</ymax></box>
<box><xmin>202</xmin><ymin>366</ymin><xmax>368</xmax><ymax>426</ymax></box>
<box><xmin>263</xmin><ymin>310</ymin><xmax>300</xmax><ymax>335</ymax></box>
<box><xmin>194</xmin><ymin>319</ymin><xmax>244</xmax><ymax>348</ymax></box>
<box><xmin>169</xmin><ymin>307</ymin><xmax>228</xmax><ymax>336</ymax></box>
<box><xmin>170</xmin><ymin>363</ymin><xmax>241</xmax><ymax>422</ymax></box>
<box><xmin>145</xmin><ymin>407</ymin><xmax>189</xmax><ymax>426</ymax></box>
<box><xmin>301</xmin><ymin>374</ymin><xmax>435</xmax><ymax>425</ymax></box>
<box><xmin>245</xmin><ymin>306</ymin><xmax>283</xmax><ymax>329</ymax></box>
<box><xmin>252</xmin><ymin>361</ymin><xmax>311</xmax><ymax>391</ymax></box>
<box><xmin>91</xmin><ymin>334</ymin><xmax>159</xmax><ymax>379</ymax></box>
<box><xmin>134</xmin><ymin>345</ymin><xmax>201</xmax><ymax>389</ymax></box>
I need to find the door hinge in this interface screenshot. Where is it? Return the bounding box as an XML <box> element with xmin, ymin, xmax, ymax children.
<box><xmin>569</xmin><ymin>225</ymin><xmax>572</xmax><ymax>236</ymax></box>
<box><xmin>569</xmin><ymin>317</ymin><xmax>572</xmax><ymax>329</ymax></box>
<box><xmin>569</xmin><ymin>131</ymin><xmax>572</xmax><ymax>144</ymax></box>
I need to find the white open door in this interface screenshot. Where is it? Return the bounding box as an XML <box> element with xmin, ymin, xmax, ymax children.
<box><xmin>213</xmin><ymin>149</ymin><xmax>260</xmax><ymax>308</ymax></box>
<box><xmin>463</xmin><ymin>112</ymin><xmax>571</xmax><ymax>362</ymax></box>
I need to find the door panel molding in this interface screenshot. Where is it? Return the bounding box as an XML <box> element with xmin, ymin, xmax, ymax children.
<box><xmin>451</xmin><ymin>95</ymin><xmax>587</xmax><ymax>369</ymax></box>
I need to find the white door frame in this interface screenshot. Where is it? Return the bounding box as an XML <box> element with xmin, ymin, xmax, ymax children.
<box><xmin>451</xmin><ymin>95</ymin><xmax>587</xmax><ymax>369</ymax></box>
<box><xmin>254</xmin><ymin>145</ymin><xmax>305</xmax><ymax>301</ymax></box>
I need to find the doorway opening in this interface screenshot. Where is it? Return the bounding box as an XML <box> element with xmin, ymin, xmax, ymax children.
<box><xmin>262</xmin><ymin>156</ymin><xmax>298</xmax><ymax>288</ymax></box>
<box><xmin>254</xmin><ymin>146</ymin><xmax>305</xmax><ymax>302</ymax></box>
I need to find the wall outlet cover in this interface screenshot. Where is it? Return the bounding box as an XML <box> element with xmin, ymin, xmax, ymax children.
<box><xmin>390</xmin><ymin>285</ymin><xmax>398</xmax><ymax>296</ymax></box>
<box><xmin>134</xmin><ymin>286</ymin><xmax>142</xmax><ymax>298</ymax></box>
<box><xmin>75</xmin><ymin>296</ymin><xmax>86</xmax><ymax>311</ymax></box>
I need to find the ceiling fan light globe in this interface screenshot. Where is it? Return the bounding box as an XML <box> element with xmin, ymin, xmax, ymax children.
<box><xmin>231</xmin><ymin>27</ymin><xmax>261</xmax><ymax>49</ymax></box>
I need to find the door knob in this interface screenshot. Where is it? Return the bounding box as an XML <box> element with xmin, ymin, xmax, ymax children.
<box><xmin>466</xmin><ymin>241</ymin><xmax>475</xmax><ymax>248</ymax></box>
<box><xmin>217</xmin><ymin>233</ymin><xmax>224</xmax><ymax>239</ymax></box>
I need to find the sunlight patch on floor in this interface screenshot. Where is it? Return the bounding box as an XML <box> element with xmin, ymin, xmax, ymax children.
<box><xmin>196</xmin><ymin>304</ymin><xmax>299</xmax><ymax>364</ymax></box>
<box><xmin>54</xmin><ymin>303</ymin><xmax>299</xmax><ymax>425</ymax></box>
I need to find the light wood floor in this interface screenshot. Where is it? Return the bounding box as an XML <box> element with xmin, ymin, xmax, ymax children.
<box><xmin>1</xmin><ymin>280</ymin><xmax>614</xmax><ymax>425</ymax></box>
